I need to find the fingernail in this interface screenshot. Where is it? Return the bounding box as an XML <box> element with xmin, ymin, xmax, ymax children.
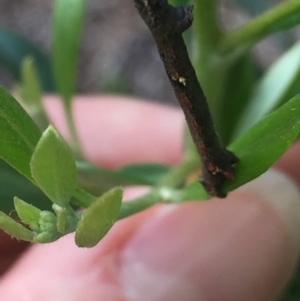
<box><xmin>119</xmin><ymin>169</ymin><xmax>300</xmax><ymax>301</ymax></box>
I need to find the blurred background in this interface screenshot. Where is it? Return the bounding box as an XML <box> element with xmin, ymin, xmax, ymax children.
<box><xmin>0</xmin><ymin>0</ymin><xmax>299</xmax><ymax>106</ymax></box>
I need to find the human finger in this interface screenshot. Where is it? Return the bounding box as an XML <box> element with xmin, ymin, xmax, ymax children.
<box><xmin>44</xmin><ymin>95</ymin><xmax>183</xmax><ymax>167</ymax></box>
<box><xmin>1</xmin><ymin>167</ymin><xmax>300</xmax><ymax>300</ymax></box>
<box><xmin>0</xmin><ymin>96</ymin><xmax>182</xmax><ymax>274</ymax></box>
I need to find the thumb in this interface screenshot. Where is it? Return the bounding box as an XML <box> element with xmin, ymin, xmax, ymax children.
<box><xmin>118</xmin><ymin>169</ymin><xmax>300</xmax><ymax>301</ymax></box>
<box><xmin>1</xmin><ymin>148</ymin><xmax>300</xmax><ymax>301</ymax></box>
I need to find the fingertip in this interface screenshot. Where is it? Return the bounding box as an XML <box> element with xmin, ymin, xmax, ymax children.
<box><xmin>0</xmin><ymin>190</ymin><xmax>160</xmax><ymax>300</ymax></box>
<box><xmin>44</xmin><ymin>95</ymin><xmax>183</xmax><ymax>167</ymax></box>
<box><xmin>119</xmin><ymin>170</ymin><xmax>300</xmax><ymax>301</ymax></box>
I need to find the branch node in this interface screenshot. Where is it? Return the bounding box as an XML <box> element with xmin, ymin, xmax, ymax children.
<box><xmin>134</xmin><ymin>0</ymin><xmax>238</xmax><ymax>197</ymax></box>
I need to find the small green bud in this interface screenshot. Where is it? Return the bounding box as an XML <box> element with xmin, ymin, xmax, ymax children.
<box><xmin>33</xmin><ymin>231</ymin><xmax>59</xmax><ymax>243</ymax></box>
<box><xmin>39</xmin><ymin>211</ymin><xmax>57</xmax><ymax>232</ymax></box>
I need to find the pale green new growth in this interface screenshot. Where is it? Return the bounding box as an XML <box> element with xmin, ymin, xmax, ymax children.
<box><xmin>0</xmin><ymin>211</ymin><xmax>34</xmax><ymax>241</ymax></box>
<box><xmin>30</xmin><ymin>125</ymin><xmax>77</xmax><ymax>207</ymax></box>
<box><xmin>14</xmin><ymin>197</ymin><xmax>41</xmax><ymax>232</ymax></box>
<box><xmin>75</xmin><ymin>187</ymin><xmax>123</xmax><ymax>248</ymax></box>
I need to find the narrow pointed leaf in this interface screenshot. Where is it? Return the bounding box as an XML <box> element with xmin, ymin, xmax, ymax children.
<box><xmin>77</xmin><ymin>162</ymin><xmax>171</xmax><ymax>195</ymax></box>
<box><xmin>222</xmin><ymin>1</ymin><xmax>300</xmax><ymax>54</ymax></box>
<box><xmin>215</xmin><ymin>55</ymin><xmax>256</xmax><ymax>144</ymax></box>
<box><xmin>14</xmin><ymin>197</ymin><xmax>41</xmax><ymax>232</ymax></box>
<box><xmin>225</xmin><ymin>94</ymin><xmax>300</xmax><ymax>192</ymax></box>
<box><xmin>178</xmin><ymin>94</ymin><xmax>300</xmax><ymax>201</ymax></box>
<box><xmin>18</xmin><ymin>57</ymin><xmax>43</xmax><ymax>108</ymax></box>
<box><xmin>0</xmin><ymin>211</ymin><xmax>34</xmax><ymax>241</ymax></box>
<box><xmin>75</xmin><ymin>187</ymin><xmax>123</xmax><ymax>248</ymax></box>
<box><xmin>0</xmin><ymin>86</ymin><xmax>41</xmax><ymax>181</ymax></box>
<box><xmin>266</xmin><ymin>3</ymin><xmax>300</xmax><ymax>33</ymax></box>
<box><xmin>53</xmin><ymin>0</ymin><xmax>87</xmax><ymax>104</ymax></box>
<box><xmin>117</xmin><ymin>163</ymin><xmax>171</xmax><ymax>185</ymax></box>
<box><xmin>30</xmin><ymin>126</ymin><xmax>77</xmax><ymax>206</ymax></box>
<box><xmin>17</xmin><ymin>57</ymin><xmax>49</xmax><ymax>130</ymax></box>
<box><xmin>234</xmin><ymin>41</ymin><xmax>300</xmax><ymax>139</ymax></box>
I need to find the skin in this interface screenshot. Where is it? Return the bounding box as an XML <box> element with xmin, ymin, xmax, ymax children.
<box><xmin>0</xmin><ymin>95</ymin><xmax>299</xmax><ymax>300</ymax></box>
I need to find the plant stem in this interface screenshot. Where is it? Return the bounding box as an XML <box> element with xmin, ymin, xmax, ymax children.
<box><xmin>221</xmin><ymin>0</ymin><xmax>300</xmax><ymax>56</ymax></box>
<box><xmin>134</xmin><ymin>0</ymin><xmax>238</xmax><ymax>197</ymax></box>
<box><xmin>118</xmin><ymin>187</ymin><xmax>176</xmax><ymax>219</ymax></box>
<box><xmin>119</xmin><ymin>181</ymin><xmax>210</xmax><ymax>219</ymax></box>
<box><xmin>64</xmin><ymin>102</ymin><xmax>83</xmax><ymax>158</ymax></box>
<box><xmin>73</xmin><ymin>186</ymin><xmax>96</xmax><ymax>207</ymax></box>
<box><xmin>158</xmin><ymin>154</ymin><xmax>199</xmax><ymax>187</ymax></box>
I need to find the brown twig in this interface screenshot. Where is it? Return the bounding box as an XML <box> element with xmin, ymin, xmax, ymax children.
<box><xmin>134</xmin><ymin>0</ymin><xmax>238</xmax><ymax>197</ymax></box>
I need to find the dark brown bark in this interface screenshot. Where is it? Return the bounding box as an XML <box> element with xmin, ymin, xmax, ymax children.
<box><xmin>134</xmin><ymin>0</ymin><xmax>238</xmax><ymax>197</ymax></box>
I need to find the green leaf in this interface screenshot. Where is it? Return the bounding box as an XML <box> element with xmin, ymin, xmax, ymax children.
<box><xmin>226</xmin><ymin>93</ymin><xmax>300</xmax><ymax>192</ymax></box>
<box><xmin>77</xmin><ymin>162</ymin><xmax>136</xmax><ymax>195</ymax></box>
<box><xmin>117</xmin><ymin>164</ymin><xmax>171</xmax><ymax>185</ymax></box>
<box><xmin>14</xmin><ymin>197</ymin><xmax>41</xmax><ymax>232</ymax></box>
<box><xmin>18</xmin><ymin>57</ymin><xmax>43</xmax><ymax>108</ymax></box>
<box><xmin>0</xmin><ymin>211</ymin><xmax>34</xmax><ymax>241</ymax></box>
<box><xmin>0</xmin><ymin>86</ymin><xmax>41</xmax><ymax>181</ymax></box>
<box><xmin>234</xmin><ymin>0</ymin><xmax>295</xmax><ymax>51</ymax></box>
<box><xmin>219</xmin><ymin>0</ymin><xmax>300</xmax><ymax>59</ymax></box>
<box><xmin>16</xmin><ymin>57</ymin><xmax>49</xmax><ymax>130</ymax></box>
<box><xmin>214</xmin><ymin>55</ymin><xmax>256</xmax><ymax>145</ymax></box>
<box><xmin>267</xmin><ymin>5</ymin><xmax>300</xmax><ymax>33</ymax></box>
<box><xmin>0</xmin><ymin>26</ymin><xmax>54</xmax><ymax>92</ymax></box>
<box><xmin>178</xmin><ymin>94</ymin><xmax>300</xmax><ymax>201</ymax></box>
<box><xmin>75</xmin><ymin>187</ymin><xmax>123</xmax><ymax>248</ymax></box>
<box><xmin>221</xmin><ymin>0</ymin><xmax>300</xmax><ymax>56</ymax></box>
<box><xmin>76</xmin><ymin>162</ymin><xmax>171</xmax><ymax>195</ymax></box>
<box><xmin>30</xmin><ymin>126</ymin><xmax>77</xmax><ymax>206</ymax></box>
<box><xmin>53</xmin><ymin>0</ymin><xmax>87</xmax><ymax>104</ymax></box>
<box><xmin>233</xmin><ymin>41</ymin><xmax>300</xmax><ymax>139</ymax></box>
